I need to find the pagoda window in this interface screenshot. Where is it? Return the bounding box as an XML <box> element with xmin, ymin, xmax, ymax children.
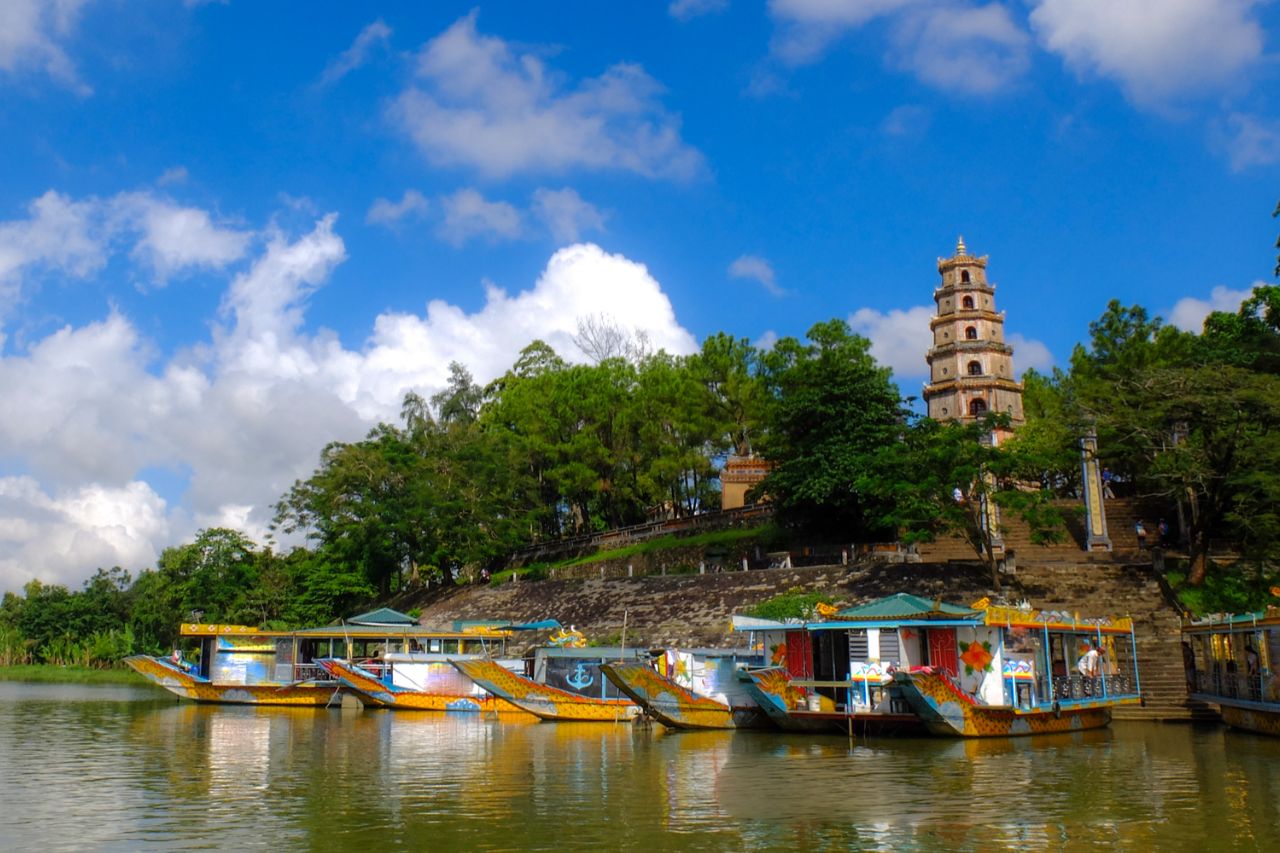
<box><xmin>965</xmin><ymin>326</ymin><xmax>978</xmax><ymax>340</ymax></box>
<box><xmin>969</xmin><ymin>399</ymin><xmax>987</xmax><ymax>416</ymax></box>
<box><xmin>967</xmin><ymin>361</ymin><xmax>982</xmax><ymax>375</ymax></box>
<box><xmin>962</xmin><ymin>296</ymin><xmax>974</xmax><ymax>309</ymax></box>
<box><xmin>961</xmin><ymin>270</ymin><xmax>971</xmax><ymax>283</ymax></box>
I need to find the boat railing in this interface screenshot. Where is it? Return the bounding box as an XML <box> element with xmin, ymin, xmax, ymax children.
<box><xmin>292</xmin><ymin>663</ymin><xmax>331</xmax><ymax>683</ymax></box>
<box><xmin>1038</xmin><ymin>672</ymin><xmax>1137</xmax><ymax>704</ymax></box>
<box><xmin>1193</xmin><ymin>669</ymin><xmax>1266</xmax><ymax>702</ymax></box>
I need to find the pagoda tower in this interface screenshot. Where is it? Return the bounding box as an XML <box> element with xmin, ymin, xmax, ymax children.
<box><xmin>923</xmin><ymin>237</ymin><xmax>1024</xmax><ymax>438</ymax></box>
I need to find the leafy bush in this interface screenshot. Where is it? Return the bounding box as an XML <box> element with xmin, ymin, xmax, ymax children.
<box><xmin>746</xmin><ymin>587</ymin><xmax>828</xmax><ymax>621</ymax></box>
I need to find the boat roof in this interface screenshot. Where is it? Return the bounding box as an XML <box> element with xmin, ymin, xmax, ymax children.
<box><xmin>534</xmin><ymin>646</ymin><xmax>647</xmax><ymax>659</ymax></box>
<box><xmin>180</xmin><ymin>622</ymin><xmax>513</xmax><ymax>639</ymax></box>
<box><xmin>835</xmin><ymin>593</ymin><xmax>980</xmax><ymax>621</ymax></box>
<box><xmin>346</xmin><ymin>607</ymin><xmax>418</xmax><ymax>626</ymax></box>
<box><xmin>1184</xmin><ymin>607</ymin><xmax>1280</xmax><ymax>633</ymax></box>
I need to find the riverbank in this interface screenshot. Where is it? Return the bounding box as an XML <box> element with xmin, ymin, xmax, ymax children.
<box><xmin>0</xmin><ymin>665</ymin><xmax>147</xmax><ymax>685</ymax></box>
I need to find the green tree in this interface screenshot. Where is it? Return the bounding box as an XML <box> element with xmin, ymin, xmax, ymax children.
<box><xmin>756</xmin><ymin>319</ymin><xmax>903</xmax><ymax>540</ymax></box>
<box><xmin>860</xmin><ymin>415</ymin><xmax>1066</xmax><ymax>589</ymax></box>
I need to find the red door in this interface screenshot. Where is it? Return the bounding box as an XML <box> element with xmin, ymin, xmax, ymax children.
<box><xmin>927</xmin><ymin>629</ymin><xmax>959</xmax><ymax>677</ymax></box>
<box><xmin>784</xmin><ymin>630</ymin><xmax>812</xmax><ymax>678</ymax></box>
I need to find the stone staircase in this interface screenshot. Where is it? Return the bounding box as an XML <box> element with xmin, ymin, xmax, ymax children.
<box><xmin>914</xmin><ymin>497</ymin><xmax>1173</xmax><ymax>564</ymax></box>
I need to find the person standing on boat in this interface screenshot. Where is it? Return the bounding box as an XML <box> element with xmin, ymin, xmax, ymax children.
<box><xmin>1077</xmin><ymin>640</ymin><xmax>1101</xmax><ymax>696</ymax></box>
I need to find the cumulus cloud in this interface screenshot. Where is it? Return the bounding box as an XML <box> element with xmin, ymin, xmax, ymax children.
<box><xmin>769</xmin><ymin>1</ymin><xmax>1029</xmax><ymax>93</ymax></box>
<box><xmin>669</xmin><ymin>0</ymin><xmax>729</xmax><ymax>21</ymax></box>
<box><xmin>0</xmin><ymin>0</ymin><xmax>91</xmax><ymax>94</ymax></box>
<box><xmin>891</xmin><ymin>4</ymin><xmax>1030</xmax><ymax>95</ymax></box>
<box><xmin>0</xmin><ymin>477</ymin><xmax>169</xmax><ymax>592</ymax></box>
<box><xmin>391</xmin><ymin>11</ymin><xmax>703</xmax><ymax>179</ymax></box>
<box><xmin>0</xmin><ymin>190</ymin><xmax>249</xmax><ymax>317</ymax></box>
<box><xmin>366</xmin><ymin>189</ymin><xmax>430</xmax><ymax>227</ymax></box>
<box><xmin>728</xmin><ymin>255</ymin><xmax>784</xmax><ymax>296</ymax></box>
<box><xmin>532</xmin><ymin>188</ymin><xmax>606</xmax><ymax>243</ymax></box>
<box><xmin>849</xmin><ymin>304</ymin><xmax>935</xmax><ymax>380</ymax></box>
<box><xmin>1029</xmin><ymin>0</ymin><xmax>1264</xmax><ymax>104</ymax></box>
<box><xmin>1214</xmin><ymin>113</ymin><xmax>1280</xmax><ymax>172</ymax></box>
<box><xmin>113</xmin><ymin>193</ymin><xmax>252</xmax><ymax>281</ymax></box>
<box><xmin>1167</xmin><ymin>284</ymin><xmax>1256</xmax><ymax>332</ymax></box>
<box><xmin>1005</xmin><ymin>332</ymin><xmax>1054</xmax><ymax>375</ymax></box>
<box><xmin>437</xmin><ymin>189</ymin><xmax>523</xmax><ymax>246</ymax></box>
<box><xmin>0</xmin><ymin>201</ymin><xmax>697</xmax><ymax>591</ymax></box>
<box><xmin>318</xmin><ymin>19</ymin><xmax>392</xmax><ymax>86</ymax></box>
<box><xmin>0</xmin><ymin>190</ymin><xmax>105</xmax><ymax>314</ymax></box>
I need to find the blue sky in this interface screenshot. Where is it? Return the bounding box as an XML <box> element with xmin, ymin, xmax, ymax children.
<box><xmin>1</xmin><ymin>1</ymin><xmax>1277</xmax><ymax>593</ymax></box>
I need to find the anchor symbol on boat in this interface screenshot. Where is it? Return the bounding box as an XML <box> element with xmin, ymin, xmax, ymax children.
<box><xmin>566</xmin><ymin>663</ymin><xmax>594</xmax><ymax>690</ymax></box>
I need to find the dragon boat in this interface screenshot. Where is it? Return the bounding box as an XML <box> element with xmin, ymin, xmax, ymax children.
<box><xmin>452</xmin><ymin>643</ymin><xmax>649</xmax><ymax>722</ymax></box>
<box><xmin>316</xmin><ymin>618</ymin><xmax>565</xmax><ymax>714</ymax></box>
<box><xmin>887</xmin><ymin>598</ymin><xmax>1142</xmax><ymax>737</ymax></box>
<box><xmin>601</xmin><ymin>648</ymin><xmax>768</xmax><ymax>730</ymax></box>
<box><xmin>732</xmin><ymin>594</ymin><xmax>1141</xmax><ymax>738</ymax></box>
<box><xmin>124</xmin><ymin>608</ymin><xmax>514</xmax><ymax>707</ymax></box>
<box><xmin>1184</xmin><ymin>607</ymin><xmax>1280</xmax><ymax>736</ymax></box>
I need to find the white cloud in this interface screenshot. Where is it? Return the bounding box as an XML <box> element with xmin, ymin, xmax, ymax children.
<box><xmin>0</xmin><ymin>0</ymin><xmax>90</xmax><ymax>94</ymax></box>
<box><xmin>892</xmin><ymin>4</ymin><xmax>1030</xmax><ymax>95</ymax></box>
<box><xmin>1005</xmin><ymin>332</ymin><xmax>1054</xmax><ymax>375</ymax></box>
<box><xmin>157</xmin><ymin>166</ymin><xmax>189</xmax><ymax>187</ymax></box>
<box><xmin>849</xmin><ymin>304</ymin><xmax>935</xmax><ymax>379</ymax></box>
<box><xmin>0</xmin><ymin>190</ymin><xmax>105</xmax><ymax>316</ymax></box>
<box><xmin>531</xmin><ymin>188</ymin><xmax>606</xmax><ymax>243</ymax></box>
<box><xmin>1215</xmin><ymin>113</ymin><xmax>1280</xmax><ymax>172</ymax></box>
<box><xmin>769</xmin><ymin>1</ymin><xmax>1029</xmax><ymax>93</ymax></box>
<box><xmin>728</xmin><ymin>254</ymin><xmax>783</xmax><ymax>296</ymax></box>
<box><xmin>0</xmin><ymin>477</ymin><xmax>169</xmax><ymax>592</ymax></box>
<box><xmin>881</xmin><ymin>104</ymin><xmax>931</xmax><ymax>137</ymax></box>
<box><xmin>0</xmin><ymin>190</ymin><xmax>249</xmax><ymax>316</ymax></box>
<box><xmin>769</xmin><ymin>0</ymin><xmax>914</xmax><ymax>64</ymax></box>
<box><xmin>670</xmin><ymin>0</ymin><xmax>729</xmax><ymax>21</ymax></box>
<box><xmin>391</xmin><ymin>11</ymin><xmax>703</xmax><ymax>179</ymax></box>
<box><xmin>437</xmin><ymin>189</ymin><xmax>523</xmax><ymax>246</ymax></box>
<box><xmin>113</xmin><ymin>193</ymin><xmax>251</xmax><ymax>281</ymax></box>
<box><xmin>366</xmin><ymin>189</ymin><xmax>430</xmax><ymax>227</ymax></box>
<box><xmin>1167</xmin><ymin>284</ymin><xmax>1256</xmax><ymax>332</ymax></box>
<box><xmin>1029</xmin><ymin>0</ymin><xmax>1264</xmax><ymax>104</ymax></box>
<box><xmin>318</xmin><ymin>19</ymin><xmax>392</xmax><ymax>87</ymax></box>
<box><xmin>0</xmin><ymin>203</ymin><xmax>697</xmax><ymax>592</ymax></box>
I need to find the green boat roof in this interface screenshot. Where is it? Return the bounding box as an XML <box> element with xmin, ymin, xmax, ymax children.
<box><xmin>344</xmin><ymin>607</ymin><xmax>418</xmax><ymax>626</ymax></box>
<box><xmin>834</xmin><ymin>593</ymin><xmax>980</xmax><ymax>621</ymax></box>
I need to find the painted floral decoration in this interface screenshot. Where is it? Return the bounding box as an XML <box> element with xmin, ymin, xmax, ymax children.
<box><xmin>770</xmin><ymin>643</ymin><xmax>787</xmax><ymax>666</ymax></box>
<box><xmin>960</xmin><ymin>640</ymin><xmax>993</xmax><ymax>675</ymax></box>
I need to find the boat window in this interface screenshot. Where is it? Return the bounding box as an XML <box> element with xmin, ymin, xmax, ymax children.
<box><xmin>879</xmin><ymin>630</ymin><xmax>901</xmax><ymax>666</ymax></box>
<box><xmin>428</xmin><ymin>638</ymin><xmax>442</xmax><ymax>654</ymax></box>
<box><xmin>848</xmin><ymin>630</ymin><xmax>869</xmax><ymax>662</ymax></box>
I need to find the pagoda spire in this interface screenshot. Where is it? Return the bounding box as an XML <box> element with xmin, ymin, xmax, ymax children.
<box><xmin>956</xmin><ymin>235</ymin><xmax>967</xmax><ymax>256</ymax></box>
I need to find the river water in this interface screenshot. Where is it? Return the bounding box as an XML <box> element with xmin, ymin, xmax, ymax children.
<box><xmin>1</xmin><ymin>682</ymin><xmax>1277</xmax><ymax>852</ymax></box>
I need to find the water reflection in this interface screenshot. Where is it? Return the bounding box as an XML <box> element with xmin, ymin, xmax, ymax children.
<box><xmin>1</xmin><ymin>683</ymin><xmax>1278</xmax><ymax>851</ymax></box>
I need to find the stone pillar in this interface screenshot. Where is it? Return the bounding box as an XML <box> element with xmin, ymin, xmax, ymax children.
<box><xmin>980</xmin><ymin>469</ymin><xmax>1005</xmax><ymax>559</ymax></box>
<box><xmin>978</xmin><ymin>432</ymin><xmax>1004</xmax><ymax>559</ymax></box>
<box><xmin>1079</xmin><ymin>430</ymin><xmax>1112</xmax><ymax>551</ymax></box>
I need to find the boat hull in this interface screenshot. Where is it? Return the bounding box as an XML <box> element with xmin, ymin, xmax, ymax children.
<box><xmin>740</xmin><ymin>667</ymin><xmax>924</xmax><ymax>735</ymax></box>
<box><xmin>600</xmin><ymin>662</ymin><xmax>768</xmax><ymax>730</ymax></box>
<box><xmin>1213</xmin><ymin>701</ymin><xmax>1280</xmax><ymax>736</ymax></box>
<box><xmin>452</xmin><ymin>659</ymin><xmax>640</xmax><ymax>722</ymax></box>
<box><xmin>894</xmin><ymin>670</ymin><xmax>1133</xmax><ymax>737</ymax></box>
<box><xmin>318</xmin><ymin>658</ymin><xmax>530</xmax><ymax>715</ymax></box>
<box><xmin>124</xmin><ymin>655</ymin><xmax>342</xmax><ymax>706</ymax></box>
